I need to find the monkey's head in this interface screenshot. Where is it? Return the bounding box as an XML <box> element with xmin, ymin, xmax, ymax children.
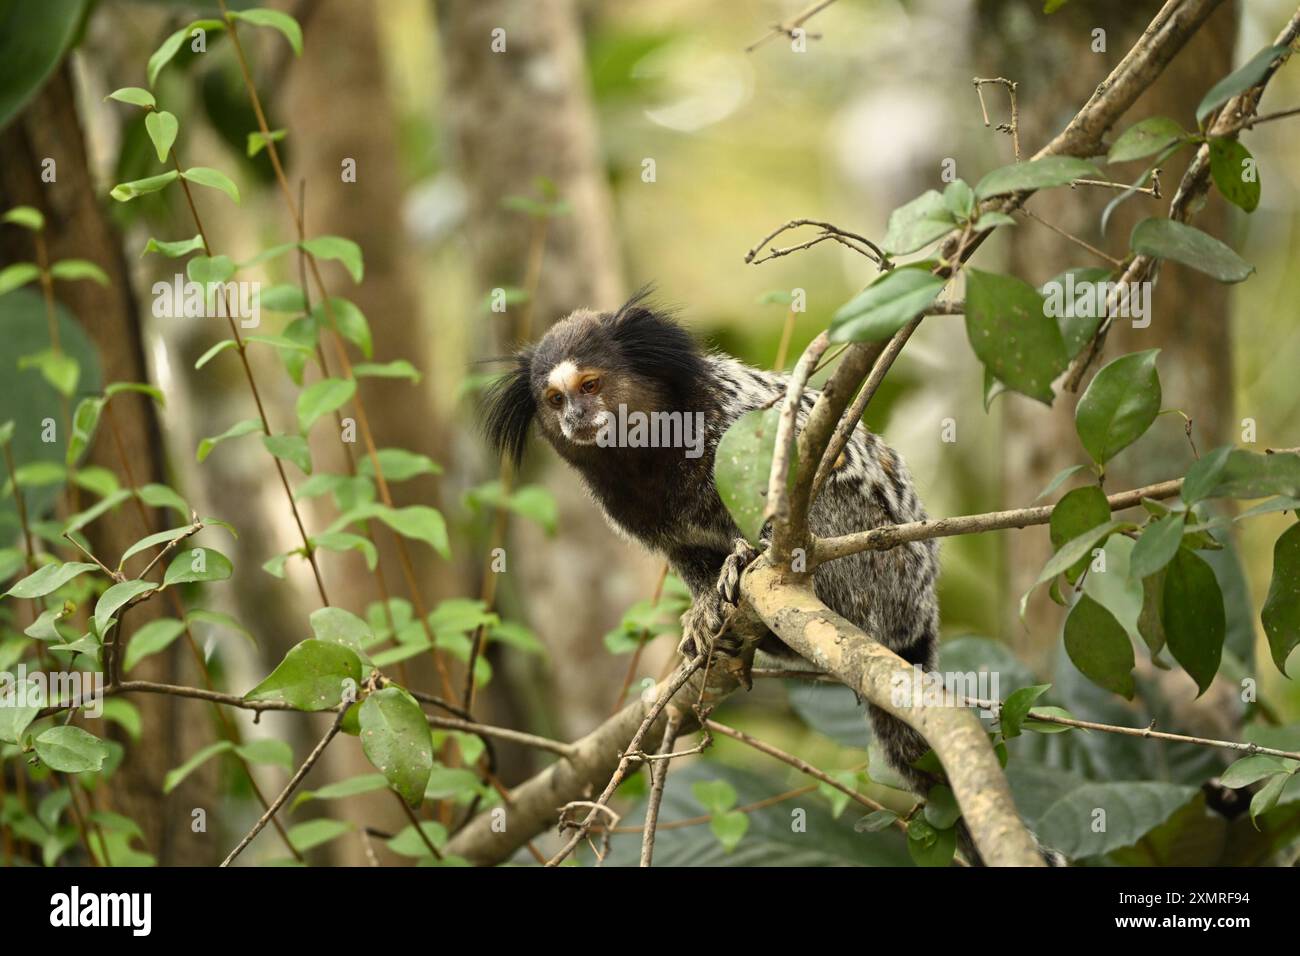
<box><xmin>483</xmin><ymin>287</ymin><xmax>708</xmax><ymax>465</ymax></box>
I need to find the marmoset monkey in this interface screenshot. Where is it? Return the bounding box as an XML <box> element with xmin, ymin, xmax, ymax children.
<box><xmin>483</xmin><ymin>289</ymin><xmax>945</xmax><ymax>798</ymax></box>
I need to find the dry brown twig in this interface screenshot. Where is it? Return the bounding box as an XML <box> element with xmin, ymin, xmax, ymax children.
<box><xmin>746</xmin><ymin>0</ymin><xmax>839</xmax><ymax>53</ymax></box>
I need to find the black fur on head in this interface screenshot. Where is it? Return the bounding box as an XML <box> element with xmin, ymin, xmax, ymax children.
<box><xmin>481</xmin><ymin>285</ymin><xmax>710</xmax><ymax>466</ymax></box>
<box><xmin>482</xmin><ymin>347</ymin><xmax>537</xmax><ymax>467</ymax></box>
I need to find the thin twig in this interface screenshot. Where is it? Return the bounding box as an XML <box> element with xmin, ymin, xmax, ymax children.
<box><xmin>746</xmin><ymin>0</ymin><xmax>839</xmax><ymax>52</ymax></box>
<box><xmin>220</xmin><ymin>706</ymin><xmax>348</xmax><ymax>867</ymax></box>
<box><xmin>639</xmin><ymin>709</ymin><xmax>681</xmax><ymax>867</ymax></box>
<box><xmin>973</xmin><ymin>76</ymin><xmax>1020</xmax><ymax>161</ymax></box>
<box><xmin>745</xmin><ymin>218</ymin><xmax>891</xmax><ymax>270</ymax></box>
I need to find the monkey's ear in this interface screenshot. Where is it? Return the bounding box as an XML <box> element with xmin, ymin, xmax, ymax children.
<box><xmin>482</xmin><ymin>351</ymin><xmax>536</xmax><ymax>467</ymax></box>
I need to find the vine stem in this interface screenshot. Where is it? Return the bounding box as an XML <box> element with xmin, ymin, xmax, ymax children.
<box><xmin>217</xmin><ymin>0</ymin><xmax>455</xmax><ymax>698</ymax></box>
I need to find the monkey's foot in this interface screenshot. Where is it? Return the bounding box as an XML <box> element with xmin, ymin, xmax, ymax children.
<box><xmin>677</xmin><ymin>593</ymin><xmax>752</xmax><ymax>689</ymax></box>
<box><xmin>716</xmin><ymin>538</ymin><xmax>760</xmax><ymax>606</ymax></box>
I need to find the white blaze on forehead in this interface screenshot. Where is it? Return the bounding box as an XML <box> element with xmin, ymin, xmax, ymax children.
<box><xmin>546</xmin><ymin>359</ymin><xmax>581</xmax><ymax>392</ymax></box>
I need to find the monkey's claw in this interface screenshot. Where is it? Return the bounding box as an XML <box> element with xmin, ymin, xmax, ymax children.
<box><xmin>717</xmin><ymin>539</ymin><xmax>760</xmax><ymax>606</ymax></box>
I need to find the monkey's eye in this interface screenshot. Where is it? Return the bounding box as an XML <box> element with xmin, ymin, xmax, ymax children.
<box><xmin>546</xmin><ymin>391</ymin><xmax>563</xmax><ymax>408</ymax></box>
<box><xmin>580</xmin><ymin>377</ymin><xmax>601</xmax><ymax>395</ymax></box>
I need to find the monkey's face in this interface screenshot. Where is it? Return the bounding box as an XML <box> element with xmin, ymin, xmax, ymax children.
<box><xmin>538</xmin><ymin>359</ymin><xmax>610</xmax><ymax>445</ymax></box>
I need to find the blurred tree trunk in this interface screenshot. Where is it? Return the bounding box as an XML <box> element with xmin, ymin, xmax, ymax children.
<box><xmin>0</xmin><ymin>63</ymin><xmax>213</xmax><ymax>865</ymax></box>
<box><xmin>981</xmin><ymin>1</ymin><xmax>1237</xmax><ymax>674</ymax></box>
<box><xmin>435</xmin><ymin>0</ymin><xmax>663</xmax><ymax>739</ymax></box>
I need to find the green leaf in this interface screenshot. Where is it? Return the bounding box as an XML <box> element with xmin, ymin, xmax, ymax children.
<box><xmin>187</xmin><ymin>607</ymin><xmax>255</xmax><ymax>645</ymax></box>
<box><xmin>301</xmin><ymin>236</ymin><xmax>364</xmax><ymax>283</ymax></box>
<box><xmin>1130</xmin><ymin>512</ymin><xmax>1185</xmax><ymax>581</ymax></box>
<box><xmin>284</xmin><ymin>819</ymin><xmax>350</xmax><ymax>855</ymax></box>
<box><xmin>181</xmin><ymin>167</ymin><xmax>240</xmax><ymax>205</ymax></box>
<box><xmin>359</xmin><ymin>686</ymin><xmax>433</xmax><ymax>807</ymax></box>
<box><xmin>357</xmin><ymin>448</ymin><xmax>442</xmax><ymax>482</ymax></box>
<box><xmin>1162</xmin><ymin>548</ymin><xmax>1226</xmax><ymax>695</ymax></box>
<box><xmin>386</xmin><ymin>821</ymin><xmax>448</xmax><ymax>858</ymax></box>
<box><xmin>137</xmin><ymin>483</ymin><xmax>189</xmax><ymax>517</ymax></box>
<box><xmin>229</xmin><ymin>8</ymin><xmax>304</xmax><ymax>56</ymax></box>
<box><xmin>67</xmin><ymin>396</ymin><xmax>103</xmax><ymax>466</ymax></box>
<box><xmin>297</xmin><ymin>378</ymin><xmax>355</xmax><ymax>432</ymax></box>
<box><xmin>1130</xmin><ymin>218</ymin><xmax>1254</xmax><ymax>283</ymax></box>
<box><xmin>3</xmin><ymin>206</ymin><xmax>44</xmax><ymax>230</ymax></box>
<box><xmin>923</xmin><ymin>784</ymin><xmax>962</xmax><ymax>829</ymax></box>
<box><xmin>1209</xmin><ymin>138</ymin><xmax>1260</xmax><ymax>213</ymax></box>
<box><xmin>906</xmin><ymin>817</ymin><xmax>956</xmax><ymax>867</ymax></box>
<box><xmin>353</xmin><ymin>360</ymin><xmax>421</xmax><ymax>382</ymax></box>
<box><xmin>1064</xmin><ymin>594</ymin><xmax>1136</xmax><ymax>698</ymax></box>
<box><xmin>292</xmin><ymin>772</ymin><xmax>389</xmax><ymax>809</ymax></box>
<box><xmin>109</xmin><ymin>170</ymin><xmax>179</xmax><ymax>202</ymax></box>
<box><xmin>1000</xmin><ymin>683</ymin><xmax>1051</xmax><ymax>739</ymax></box>
<box><xmin>0</xmin><ymin>263</ymin><xmax>39</xmax><ymax>296</ymax></box>
<box><xmin>1196</xmin><ymin>45</ymin><xmax>1289</xmax><ymax>123</ymax></box>
<box><xmin>943</xmin><ymin>179</ymin><xmax>975</xmax><ymax>219</ymax></box>
<box><xmin>17</xmin><ymin>349</ymin><xmax>80</xmax><ymax>397</ymax></box>
<box><xmin>186</xmin><ymin>254</ymin><xmax>235</xmax><ymax>288</ymax></box>
<box><xmin>144</xmin><ymin>110</ymin><xmax>179</xmax><ymax>163</ymax></box>
<box><xmin>0</xmin><ymin>0</ymin><xmax>88</xmax><ymax>130</ymax></box>
<box><xmin>1220</xmin><ymin>754</ymin><xmax>1292</xmax><ymax>789</ymax></box>
<box><xmin>163</xmin><ymin>547</ymin><xmax>233</xmax><ymax>586</ymax></box>
<box><xmin>1249</xmin><ymin>772</ymin><xmax>1290</xmax><ymax>828</ymax></box>
<box><xmin>309</xmin><ymin>606</ymin><xmax>374</xmax><ymax>655</ymax></box>
<box><xmin>972</xmin><ymin>210</ymin><xmax>1016</xmax><ymax>232</ymax></box>
<box><xmin>854</xmin><ymin>809</ymin><xmax>899</xmax><ymax>833</ymax></box>
<box><xmin>256</xmin><ymin>283</ymin><xmax>305</xmax><ymax>313</ymax></box>
<box><xmin>974</xmin><ymin>156</ymin><xmax>1101</xmax><ymax>199</ymax></box>
<box><xmin>881</xmin><ymin>190</ymin><xmax>956</xmax><ymax>255</ymax></box>
<box><xmin>1050</xmin><ymin>485</ymin><xmax>1111</xmax><ymax>583</ymax></box>
<box><xmin>118</xmin><ymin>524</ymin><xmax>194</xmax><ymax>565</ymax></box>
<box><xmin>163</xmin><ymin>741</ymin><xmax>234</xmax><ymax>794</ymax></box>
<box><xmin>714</xmin><ymin>405</ymin><xmax>782</xmax><ymax>543</ymax></box>
<box><xmin>34</xmin><ymin>726</ymin><xmax>111</xmax><ymax>773</ymax></box>
<box><xmin>1107</xmin><ymin>117</ymin><xmax>1189</xmax><ymax>164</ymax></box>
<box><xmin>315</xmin><ymin>297</ymin><xmax>372</xmax><ymax>358</ymax></box>
<box><xmin>105</xmin><ymin>381</ymin><xmax>164</xmax><ymax>405</ymax></box>
<box><xmin>197</xmin><ymin>417</ymin><xmax>261</xmax><ymax>462</ymax></box>
<box><xmin>829</xmin><ymin>268</ymin><xmax>947</xmax><ymax>343</ymax></box>
<box><xmin>692</xmin><ymin>779</ymin><xmax>738</xmax><ymax>814</ymax></box>
<box><xmin>4</xmin><ymin>561</ymin><xmax>99</xmax><ymax>599</ymax></box>
<box><xmin>710</xmin><ymin>810</ymin><xmax>749</xmax><ymax>853</ymax></box>
<box><xmin>1181</xmin><ymin>445</ymin><xmax>1233</xmax><ymax>505</ymax></box>
<box><xmin>194</xmin><ymin>338</ymin><xmax>238</xmax><ymax>370</ymax></box>
<box><xmin>263</xmin><ymin>433</ymin><xmax>312</xmax><ymax>474</ymax></box>
<box><xmin>1033</xmin><ymin>519</ymin><xmax>1131</xmax><ymax>590</ymax></box>
<box><xmin>49</xmin><ymin>259</ymin><xmax>109</xmax><ymax>286</ymax></box>
<box><xmin>1261</xmin><ymin>522</ymin><xmax>1300</xmax><ymax>676</ymax></box>
<box><xmin>124</xmin><ymin>617</ymin><xmax>186</xmax><ymax>672</ymax></box>
<box><xmin>142</xmin><ymin>234</ymin><xmax>205</xmax><ymax>258</ymax></box>
<box><xmin>0</xmin><ymin>677</ymin><xmax>41</xmax><ymax>744</ymax></box>
<box><xmin>236</xmin><ymin>738</ymin><xmax>293</xmax><ymax>769</ymax></box>
<box><xmin>965</xmin><ymin>269</ymin><xmax>1067</xmax><ymax>405</ymax></box>
<box><xmin>312</xmin><ymin>532</ymin><xmax>378</xmax><ymax>570</ymax></box>
<box><xmin>245</xmin><ymin>640</ymin><xmax>363</xmax><ymax>711</ymax></box>
<box><xmin>1034</xmin><ymin>463</ymin><xmax>1087</xmax><ymax>502</ymax></box>
<box><xmin>246</xmin><ymin>128</ymin><xmax>287</xmax><ymax>157</ymax></box>
<box><xmin>94</xmin><ymin>579</ymin><xmax>158</xmax><ymax>636</ymax></box>
<box><xmin>26</xmin><ymin>602</ymin><xmax>73</xmax><ymax>641</ymax></box>
<box><xmin>1036</xmin><ymin>782</ymin><xmax>1196</xmax><ymax>858</ymax></box>
<box><xmin>105</xmin><ymin>87</ymin><xmax>155</xmax><ymax>109</ymax></box>
<box><xmin>1074</xmin><ymin>349</ymin><xmax>1161</xmax><ymax>465</ymax></box>
<box><xmin>352</xmin><ymin>503</ymin><xmax>450</xmax><ymax>559</ymax></box>
<box><xmin>1209</xmin><ymin>450</ymin><xmax>1300</xmax><ymax>499</ymax></box>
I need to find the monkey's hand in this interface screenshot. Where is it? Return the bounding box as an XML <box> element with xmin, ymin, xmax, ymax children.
<box><xmin>676</xmin><ymin>540</ymin><xmax>761</xmax><ymax>687</ymax></box>
<box><xmin>716</xmin><ymin>538</ymin><xmax>760</xmax><ymax>606</ymax></box>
